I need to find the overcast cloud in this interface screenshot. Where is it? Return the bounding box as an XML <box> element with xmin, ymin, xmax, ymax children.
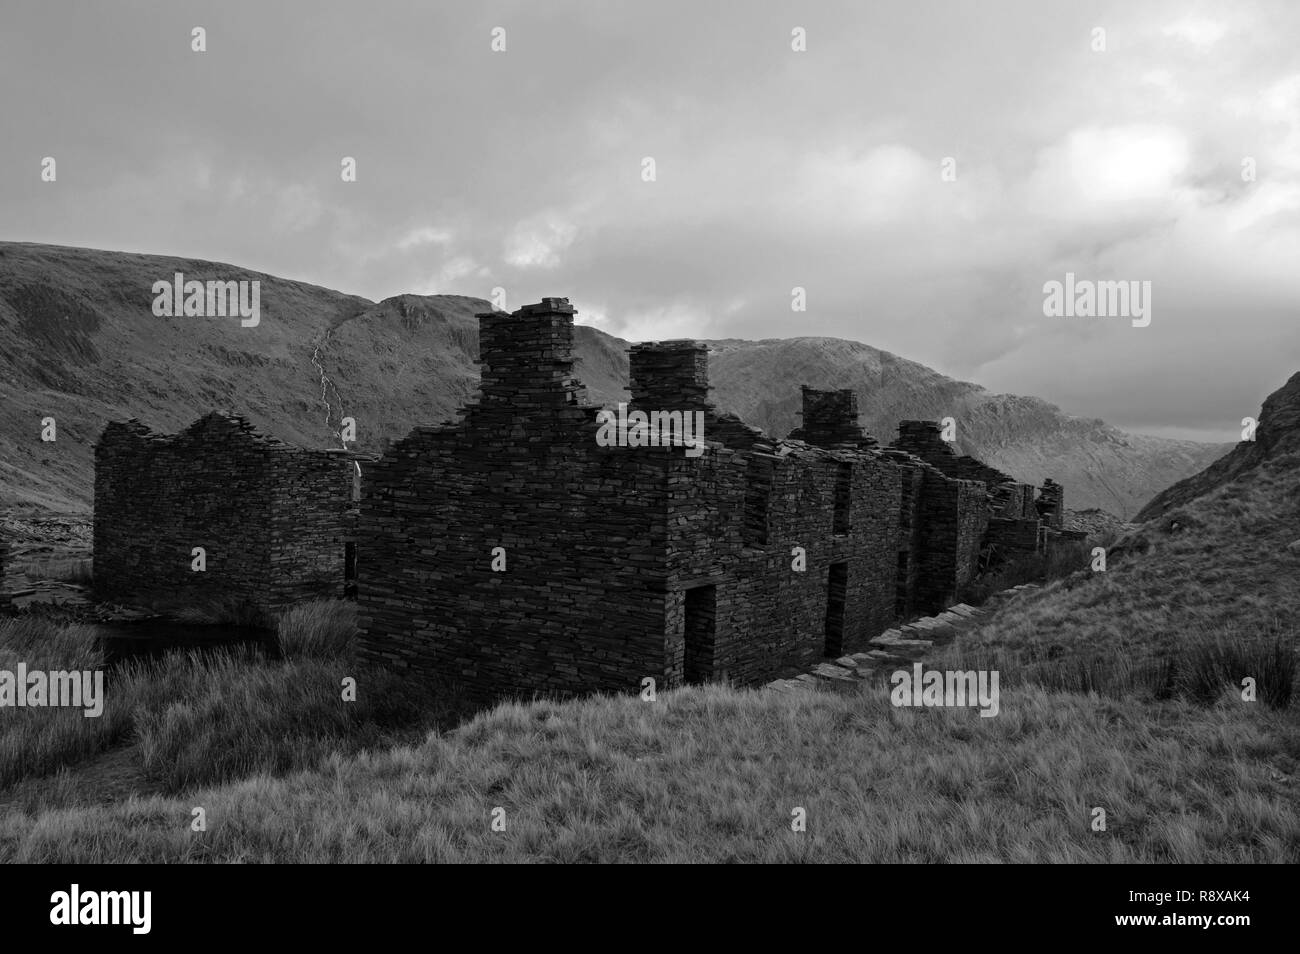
<box><xmin>2</xmin><ymin>0</ymin><xmax>1298</xmax><ymax>441</ymax></box>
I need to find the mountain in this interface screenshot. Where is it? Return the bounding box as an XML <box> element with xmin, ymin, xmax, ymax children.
<box><xmin>699</xmin><ymin>338</ymin><xmax>1228</xmax><ymax>518</ymax></box>
<box><xmin>0</xmin><ymin>241</ymin><xmax>1228</xmax><ymax>517</ymax></box>
<box><xmin>1136</xmin><ymin>371</ymin><xmax>1300</xmax><ymax>522</ymax></box>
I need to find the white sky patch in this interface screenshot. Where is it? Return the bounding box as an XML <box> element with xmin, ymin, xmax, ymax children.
<box><xmin>1162</xmin><ymin>16</ymin><xmax>1228</xmax><ymax>50</ymax></box>
<box><xmin>1020</xmin><ymin>125</ymin><xmax>1193</xmax><ymax>227</ymax></box>
<box><xmin>788</xmin><ymin>144</ymin><xmax>932</xmax><ymax>227</ymax></box>
<box><xmin>1064</xmin><ymin>126</ymin><xmax>1190</xmax><ymax>203</ymax></box>
<box><xmin>396</xmin><ymin>226</ymin><xmax>453</xmax><ymax>250</ymax></box>
<box><xmin>601</xmin><ymin>301</ymin><xmax>711</xmax><ymax>343</ymax></box>
<box><xmin>573</xmin><ymin>304</ymin><xmax>608</xmax><ymax>327</ymax></box>
<box><xmin>504</xmin><ymin>215</ymin><xmax>578</xmax><ymax>268</ymax></box>
<box><xmin>1225</xmin><ymin>181</ymin><xmax>1300</xmax><ymax>233</ymax></box>
<box><xmin>414</xmin><ymin>255</ymin><xmax>488</xmax><ymax>294</ymax></box>
<box><xmin>1139</xmin><ymin>69</ymin><xmax>1184</xmax><ymax>103</ymax></box>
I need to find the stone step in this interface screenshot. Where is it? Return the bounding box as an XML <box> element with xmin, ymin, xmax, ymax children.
<box><xmin>810</xmin><ymin>662</ymin><xmax>857</xmax><ymax>682</ymax></box>
<box><xmin>765</xmin><ymin>582</ymin><xmax>1035</xmax><ymax>694</ymax></box>
<box><xmin>869</xmin><ymin>636</ymin><xmax>933</xmax><ymax>650</ymax></box>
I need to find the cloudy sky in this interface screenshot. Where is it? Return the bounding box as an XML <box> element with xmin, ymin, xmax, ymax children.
<box><xmin>3</xmin><ymin>0</ymin><xmax>1298</xmax><ymax>442</ymax></box>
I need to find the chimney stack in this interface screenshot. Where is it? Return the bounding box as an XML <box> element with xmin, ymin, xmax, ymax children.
<box><xmin>475</xmin><ymin>298</ymin><xmax>583</xmax><ymax>409</ymax></box>
<box><xmin>791</xmin><ymin>387</ymin><xmax>875</xmax><ymax>448</ymax></box>
<box><xmin>627</xmin><ymin>340</ymin><xmax>711</xmax><ymax>412</ymax></box>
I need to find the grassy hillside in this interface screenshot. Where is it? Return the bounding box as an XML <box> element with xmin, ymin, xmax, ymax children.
<box><xmin>0</xmin><ymin>242</ymin><xmax>370</xmax><ymax>512</ymax></box>
<box><xmin>1</xmin><ymin>665</ymin><xmax>1293</xmax><ymax>863</ymax></box>
<box><xmin>943</xmin><ymin>448</ymin><xmax>1300</xmax><ymax>681</ymax></box>
<box><xmin>1</xmin><ymin>241</ymin><xmax>1225</xmax><ymax>516</ymax></box>
<box><xmin>1136</xmin><ymin>371</ymin><xmax>1300</xmax><ymax>522</ymax></box>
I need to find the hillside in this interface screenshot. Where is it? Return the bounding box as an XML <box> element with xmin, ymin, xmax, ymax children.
<box><xmin>0</xmin><ymin>242</ymin><xmax>1226</xmax><ymax>516</ymax></box>
<box><xmin>1135</xmin><ymin>371</ymin><xmax>1300</xmax><ymax>522</ymax></box>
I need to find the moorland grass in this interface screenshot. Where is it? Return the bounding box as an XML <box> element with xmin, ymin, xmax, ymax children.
<box><xmin>0</xmin><ymin>602</ymin><xmax>461</xmax><ymax>794</ymax></box>
<box><xmin>1</xmin><ymin>681</ymin><xmax>1295</xmax><ymax>862</ymax></box>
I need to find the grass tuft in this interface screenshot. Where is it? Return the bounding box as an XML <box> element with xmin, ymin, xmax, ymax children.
<box><xmin>276</xmin><ymin>599</ymin><xmax>356</xmax><ymax>660</ymax></box>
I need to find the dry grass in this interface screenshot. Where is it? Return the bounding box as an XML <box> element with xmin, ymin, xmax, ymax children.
<box><xmin>276</xmin><ymin>599</ymin><xmax>356</xmax><ymax>660</ymax></box>
<box><xmin>959</xmin><ymin>539</ymin><xmax>1092</xmax><ymax>606</ymax></box>
<box><xmin>0</xmin><ymin>603</ymin><xmax>464</xmax><ymax>794</ymax></box>
<box><xmin>1</xmin><ymin>681</ymin><xmax>1294</xmax><ymax>863</ymax></box>
<box><xmin>946</xmin><ymin>452</ymin><xmax>1300</xmax><ymax>671</ymax></box>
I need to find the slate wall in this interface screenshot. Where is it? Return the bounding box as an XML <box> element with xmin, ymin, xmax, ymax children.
<box><xmin>93</xmin><ymin>413</ymin><xmax>354</xmax><ymax>611</ymax></box>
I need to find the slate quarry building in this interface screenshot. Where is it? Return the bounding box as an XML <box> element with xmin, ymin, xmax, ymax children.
<box><xmin>354</xmin><ymin>298</ymin><xmax>1073</xmax><ymax>699</ymax></box>
<box><xmin>93</xmin><ymin>412</ymin><xmax>364</xmax><ymax>611</ymax></box>
<box><xmin>85</xmin><ymin>298</ymin><xmax>1074</xmax><ymax>699</ymax></box>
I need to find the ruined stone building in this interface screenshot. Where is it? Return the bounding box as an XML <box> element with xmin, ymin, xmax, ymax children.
<box><xmin>888</xmin><ymin>420</ymin><xmax>1082</xmax><ymax>561</ymax></box>
<box><xmin>93</xmin><ymin>412</ymin><xmax>364</xmax><ymax>611</ymax></box>
<box><xmin>354</xmin><ymin>298</ymin><xmax>1072</xmax><ymax>700</ymax></box>
<box><xmin>86</xmin><ymin>299</ymin><xmax>1074</xmax><ymax>697</ymax></box>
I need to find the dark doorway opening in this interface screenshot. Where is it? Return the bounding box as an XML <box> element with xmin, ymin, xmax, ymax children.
<box><xmin>683</xmin><ymin>584</ymin><xmax>717</xmax><ymax>685</ymax></box>
<box><xmin>824</xmin><ymin>562</ymin><xmax>848</xmax><ymax>657</ymax></box>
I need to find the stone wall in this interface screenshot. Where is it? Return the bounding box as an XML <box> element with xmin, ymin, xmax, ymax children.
<box><xmin>995</xmin><ymin>482</ymin><xmax>1039</xmax><ymax>520</ymax></box>
<box><xmin>659</xmin><ymin>441</ymin><xmax>901</xmax><ymax>685</ymax></box>
<box><xmin>1037</xmin><ymin>478</ymin><xmax>1065</xmax><ymax>529</ymax></box>
<box><xmin>93</xmin><ymin>412</ymin><xmax>356</xmax><ymax>611</ymax></box>
<box><xmin>892</xmin><ymin>421</ymin><xmax>1035</xmax><ymax>517</ymax></box>
<box><xmin>788</xmin><ymin>387</ymin><xmax>879</xmax><ymax>449</ymax></box>
<box><xmin>985</xmin><ymin>517</ymin><xmax>1043</xmax><ymax>556</ymax></box>
<box><xmin>358</xmin><ymin>306</ymin><xmax>907</xmax><ymax>698</ymax></box>
<box><xmin>907</xmin><ymin>469</ymin><xmax>989</xmax><ymax>613</ymax></box>
<box><xmin>0</xmin><ymin>530</ymin><xmax>8</xmax><ymax>608</ymax></box>
<box><xmin>357</xmin><ymin>301</ymin><xmax>674</xmax><ymax>699</ymax></box>
<box><xmin>356</xmin><ymin>303</ymin><xmax>1068</xmax><ymax>701</ymax></box>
